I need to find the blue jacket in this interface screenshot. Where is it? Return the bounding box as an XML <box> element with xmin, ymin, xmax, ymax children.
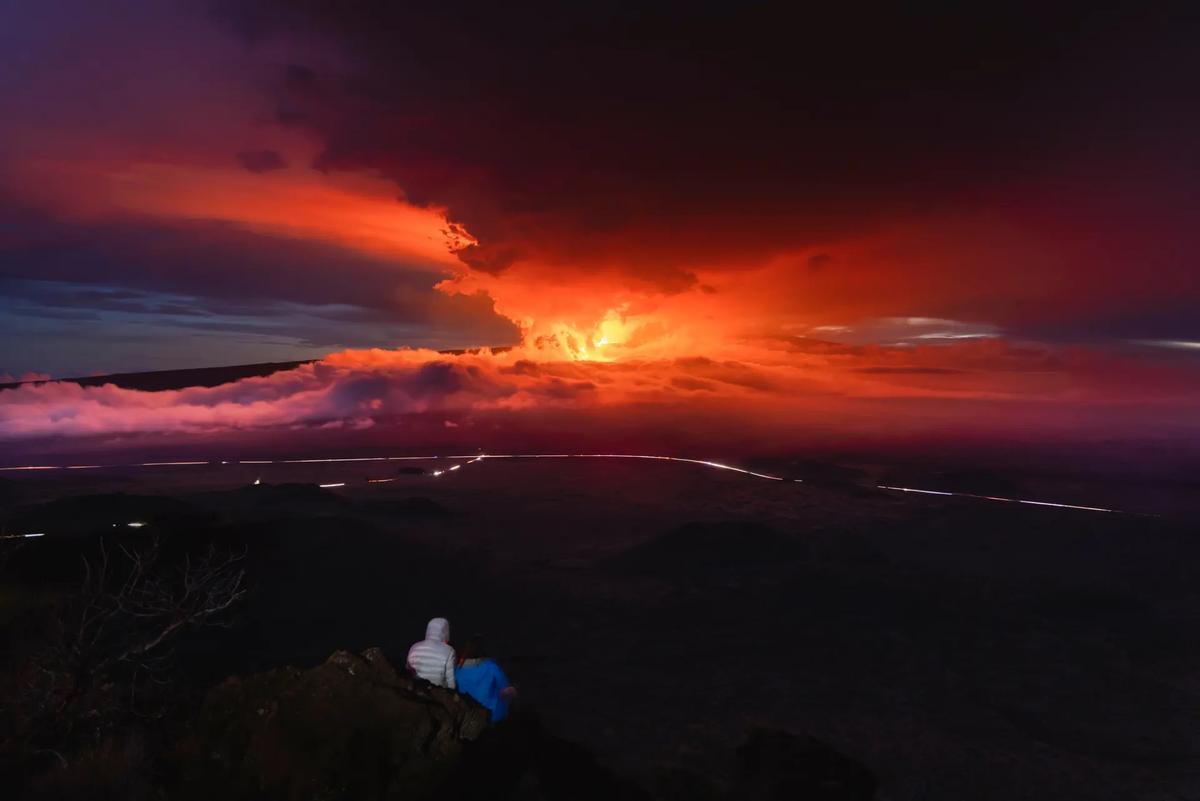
<box><xmin>455</xmin><ymin>658</ymin><xmax>512</xmax><ymax>723</ymax></box>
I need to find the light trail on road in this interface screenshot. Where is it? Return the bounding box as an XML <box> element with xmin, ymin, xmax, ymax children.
<box><xmin>456</xmin><ymin>453</ymin><xmax>791</xmax><ymax>482</ymax></box>
<box><xmin>0</xmin><ymin>453</ymin><xmax>788</xmax><ymax>480</ymax></box>
<box><xmin>875</xmin><ymin>484</ymin><xmax>1120</xmax><ymax>513</ymax></box>
<box><xmin>0</xmin><ymin>452</ymin><xmax>1145</xmax><ymax>518</ymax></box>
<box><xmin>415</xmin><ymin>454</ymin><xmax>1142</xmax><ymax>514</ymax></box>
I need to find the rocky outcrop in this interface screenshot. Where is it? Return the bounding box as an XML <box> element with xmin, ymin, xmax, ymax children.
<box><xmin>169</xmin><ymin>648</ymin><xmax>873</xmax><ymax>801</ymax></box>
<box><xmin>177</xmin><ymin>647</ymin><xmax>488</xmax><ymax>801</ymax></box>
<box><xmin>174</xmin><ymin>647</ymin><xmax>650</xmax><ymax>801</ymax></box>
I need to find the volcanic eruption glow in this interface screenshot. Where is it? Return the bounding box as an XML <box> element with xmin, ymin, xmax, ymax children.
<box><xmin>1</xmin><ymin>0</ymin><xmax>1200</xmax><ymax>460</ymax></box>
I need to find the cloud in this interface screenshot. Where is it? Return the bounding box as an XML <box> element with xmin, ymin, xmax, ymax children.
<box><xmin>2</xmin><ymin>0</ymin><xmax>1200</xmax><ymax>457</ymax></box>
<box><xmin>806</xmin><ymin>253</ymin><xmax>833</xmax><ymax>273</ymax></box>
<box><xmin>0</xmin><ymin>349</ymin><xmax>596</xmax><ymax>439</ymax></box>
<box><xmin>6</xmin><ymin>0</ymin><xmax>1200</xmax><ymax>359</ymax></box>
<box><xmin>0</xmin><ymin>205</ymin><xmax>521</xmax><ymax>376</ymax></box>
<box><xmin>854</xmin><ymin>367</ymin><xmax>965</xmax><ymax>375</ymax></box>
<box><xmin>236</xmin><ymin>149</ymin><xmax>288</xmax><ymax>173</ymax></box>
<box><xmin>4</xmin><ymin>335</ymin><xmax>1200</xmax><ymax>451</ymax></box>
<box><xmin>1134</xmin><ymin>340</ymin><xmax>1200</xmax><ymax>352</ymax></box>
<box><xmin>191</xmin><ymin>1</ymin><xmax>1200</xmax><ymax>354</ymax></box>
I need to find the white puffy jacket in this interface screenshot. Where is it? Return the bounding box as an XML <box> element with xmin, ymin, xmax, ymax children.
<box><xmin>406</xmin><ymin>617</ymin><xmax>457</xmax><ymax>688</ymax></box>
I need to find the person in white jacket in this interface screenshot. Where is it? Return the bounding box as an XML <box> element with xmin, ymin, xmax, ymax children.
<box><xmin>406</xmin><ymin>617</ymin><xmax>457</xmax><ymax>688</ymax></box>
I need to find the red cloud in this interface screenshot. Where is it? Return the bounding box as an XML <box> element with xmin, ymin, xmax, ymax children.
<box><xmin>3</xmin><ymin>338</ymin><xmax>1198</xmax><ymax>454</ymax></box>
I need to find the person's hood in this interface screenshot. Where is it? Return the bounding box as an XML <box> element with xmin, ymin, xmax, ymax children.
<box><xmin>425</xmin><ymin>617</ymin><xmax>450</xmax><ymax>642</ymax></box>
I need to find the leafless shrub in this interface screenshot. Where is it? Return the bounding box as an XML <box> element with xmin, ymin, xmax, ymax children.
<box><xmin>8</xmin><ymin>537</ymin><xmax>248</xmax><ymax>747</ymax></box>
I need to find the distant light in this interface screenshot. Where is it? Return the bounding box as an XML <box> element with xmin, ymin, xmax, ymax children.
<box><xmin>240</xmin><ymin>460</ymin><xmax>274</xmax><ymax>464</ymax></box>
<box><xmin>366</xmin><ymin>477</ymin><xmax>396</xmax><ymax>484</ymax></box>
<box><xmin>127</xmin><ymin>521</ymin><xmax>147</xmax><ymax>528</ymax></box>
<box><xmin>432</xmin><ymin>470</ymin><xmax>444</xmax><ymax>477</ymax></box>
<box><xmin>318</xmin><ymin>482</ymin><xmax>346</xmax><ymax>488</ymax></box>
<box><xmin>253</xmin><ymin>477</ymin><xmax>261</xmax><ymax>485</ymax></box>
<box><xmin>0</xmin><ymin>532</ymin><xmax>45</xmax><ymax>540</ymax></box>
<box><xmin>448</xmin><ymin>464</ymin><xmax>462</xmax><ymax>471</ymax></box>
<box><xmin>140</xmin><ymin>461</ymin><xmax>208</xmax><ymax>466</ymax></box>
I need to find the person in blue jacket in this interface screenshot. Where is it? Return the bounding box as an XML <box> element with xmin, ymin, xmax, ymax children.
<box><xmin>455</xmin><ymin>635</ymin><xmax>516</xmax><ymax>723</ymax></box>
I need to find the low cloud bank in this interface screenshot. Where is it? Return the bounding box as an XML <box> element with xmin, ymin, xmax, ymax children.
<box><xmin>3</xmin><ymin>338</ymin><xmax>1198</xmax><ymax>450</ymax></box>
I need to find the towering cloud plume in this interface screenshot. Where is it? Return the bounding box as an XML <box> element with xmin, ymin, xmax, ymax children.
<box><xmin>1</xmin><ymin>1</ymin><xmax>1199</xmax><ymax>455</ymax></box>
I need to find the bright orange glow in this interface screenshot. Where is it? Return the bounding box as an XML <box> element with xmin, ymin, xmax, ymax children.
<box><xmin>4</xmin><ymin>110</ymin><xmax>1200</xmax><ymax>452</ymax></box>
<box><xmin>2</xmin><ymin>0</ymin><xmax>1199</xmax><ymax>480</ymax></box>
<box><xmin>15</xmin><ymin>158</ymin><xmax>460</xmax><ymax>269</ymax></box>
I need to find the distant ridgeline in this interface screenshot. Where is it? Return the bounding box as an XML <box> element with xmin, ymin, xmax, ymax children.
<box><xmin>0</xmin><ymin>361</ymin><xmax>314</xmax><ymax>393</ymax></box>
<box><xmin>0</xmin><ymin>348</ymin><xmax>514</xmax><ymax>392</ymax></box>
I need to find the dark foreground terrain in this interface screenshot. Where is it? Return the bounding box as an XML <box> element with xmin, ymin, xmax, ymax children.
<box><xmin>1</xmin><ymin>458</ymin><xmax>1198</xmax><ymax>800</ymax></box>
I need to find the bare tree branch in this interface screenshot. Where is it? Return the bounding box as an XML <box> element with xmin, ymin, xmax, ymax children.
<box><xmin>14</xmin><ymin>537</ymin><xmax>249</xmax><ymax>738</ymax></box>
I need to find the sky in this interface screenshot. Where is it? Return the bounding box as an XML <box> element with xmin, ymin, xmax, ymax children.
<box><xmin>0</xmin><ymin>1</ymin><xmax>1198</xmax><ymax>453</ymax></box>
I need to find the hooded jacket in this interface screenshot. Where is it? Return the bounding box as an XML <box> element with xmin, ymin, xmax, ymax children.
<box><xmin>406</xmin><ymin>617</ymin><xmax>457</xmax><ymax>689</ymax></box>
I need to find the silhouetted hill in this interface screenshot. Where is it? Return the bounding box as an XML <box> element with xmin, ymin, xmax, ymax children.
<box><xmin>1</xmin><ymin>348</ymin><xmax>514</xmax><ymax>393</ymax></box>
<box><xmin>0</xmin><ymin>361</ymin><xmax>311</xmax><ymax>392</ymax></box>
<box><xmin>606</xmin><ymin>521</ymin><xmax>809</xmax><ymax>579</ymax></box>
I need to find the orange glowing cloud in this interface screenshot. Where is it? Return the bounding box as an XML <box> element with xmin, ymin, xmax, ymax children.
<box><xmin>4</xmin><ymin>334</ymin><xmax>1199</xmax><ymax>452</ymax></box>
<box><xmin>3</xmin><ymin>0</ymin><xmax>1200</xmax><ymax>459</ymax></box>
<box><xmin>11</xmin><ymin>157</ymin><xmax>463</xmax><ymax>272</ymax></box>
